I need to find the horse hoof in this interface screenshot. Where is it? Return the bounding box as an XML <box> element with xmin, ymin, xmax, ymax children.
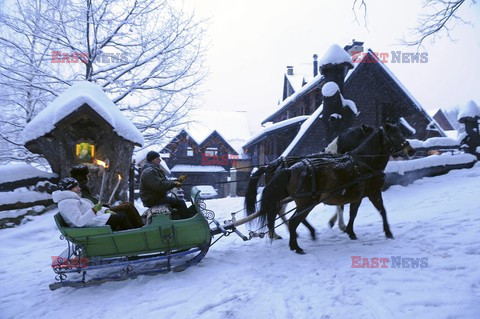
<box><xmin>328</xmin><ymin>220</ymin><xmax>334</xmax><ymax>228</ymax></box>
<box><xmin>311</xmin><ymin>233</ymin><xmax>316</xmax><ymax>241</ymax></box>
<box><xmin>339</xmin><ymin>225</ymin><xmax>346</xmax><ymax>232</ymax></box>
<box><xmin>295</xmin><ymin>249</ymin><xmax>306</xmax><ymax>255</ymax></box>
<box><xmin>348</xmin><ymin>233</ymin><xmax>357</xmax><ymax>240</ymax></box>
<box><xmin>386</xmin><ymin>233</ymin><xmax>394</xmax><ymax>239</ymax></box>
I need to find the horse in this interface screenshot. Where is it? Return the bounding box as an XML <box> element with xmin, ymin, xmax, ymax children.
<box><xmin>255</xmin><ymin>123</ymin><xmax>415</xmax><ymax>254</ymax></box>
<box><xmin>244</xmin><ymin>124</ymin><xmax>375</xmax><ymax>239</ymax></box>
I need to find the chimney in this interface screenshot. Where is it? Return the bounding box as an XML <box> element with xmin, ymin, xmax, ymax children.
<box><xmin>286</xmin><ymin>66</ymin><xmax>294</xmax><ymax>76</ymax></box>
<box><xmin>313</xmin><ymin>54</ymin><xmax>318</xmax><ymax>77</ymax></box>
<box><xmin>343</xmin><ymin>39</ymin><xmax>364</xmax><ymax>58</ymax></box>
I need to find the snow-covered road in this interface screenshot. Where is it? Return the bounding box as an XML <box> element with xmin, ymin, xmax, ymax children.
<box><xmin>1</xmin><ymin>164</ymin><xmax>480</xmax><ymax>319</ymax></box>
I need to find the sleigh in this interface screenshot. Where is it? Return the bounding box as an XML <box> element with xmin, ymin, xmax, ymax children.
<box><xmin>49</xmin><ymin>186</ymin><xmax>257</xmax><ymax>290</ymax></box>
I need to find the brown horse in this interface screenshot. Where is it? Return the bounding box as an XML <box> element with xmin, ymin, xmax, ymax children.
<box><xmin>244</xmin><ymin>124</ymin><xmax>375</xmax><ymax>240</ymax></box>
<box><xmin>256</xmin><ymin>123</ymin><xmax>415</xmax><ymax>254</ymax></box>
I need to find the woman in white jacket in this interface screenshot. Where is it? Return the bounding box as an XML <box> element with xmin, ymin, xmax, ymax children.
<box><xmin>52</xmin><ymin>177</ymin><xmax>134</xmax><ymax>231</ymax></box>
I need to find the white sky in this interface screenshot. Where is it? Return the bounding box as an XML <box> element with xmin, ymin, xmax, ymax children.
<box><xmin>184</xmin><ymin>0</ymin><xmax>480</xmax><ymax>131</ymax></box>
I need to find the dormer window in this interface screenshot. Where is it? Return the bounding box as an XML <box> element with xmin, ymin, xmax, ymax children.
<box><xmin>76</xmin><ymin>142</ymin><xmax>95</xmax><ymax>163</ymax></box>
<box><xmin>204</xmin><ymin>147</ymin><xmax>218</xmax><ymax>156</ymax></box>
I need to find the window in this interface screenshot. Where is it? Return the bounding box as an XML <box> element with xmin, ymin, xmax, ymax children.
<box><xmin>204</xmin><ymin>147</ymin><xmax>218</xmax><ymax>156</ymax></box>
<box><xmin>75</xmin><ymin>142</ymin><xmax>95</xmax><ymax>163</ymax></box>
<box><xmin>187</xmin><ymin>147</ymin><xmax>193</xmax><ymax>156</ymax></box>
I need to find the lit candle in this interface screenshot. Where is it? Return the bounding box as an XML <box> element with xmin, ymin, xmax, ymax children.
<box><xmin>108</xmin><ymin>174</ymin><xmax>122</xmax><ymax>205</ymax></box>
<box><xmin>95</xmin><ymin>158</ymin><xmax>109</xmax><ymax>202</ymax></box>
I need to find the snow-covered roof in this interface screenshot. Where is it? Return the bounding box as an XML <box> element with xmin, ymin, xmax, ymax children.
<box><xmin>21</xmin><ymin>81</ymin><xmax>144</xmax><ymax>146</ymax></box>
<box><xmin>170</xmin><ymin>165</ymin><xmax>227</xmax><ymax>173</ymax></box>
<box><xmin>0</xmin><ymin>164</ymin><xmax>58</xmax><ymax>184</ymax></box>
<box><xmin>244</xmin><ymin>116</ymin><xmax>309</xmax><ymax>147</ymax></box>
<box><xmin>369</xmin><ymin>50</ymin><xmax>446</xmax><ymax>136</ymax></box>
<box><xmin>281</xmin><ymin>105</ymin><xmax>324</xmax><ymax>157</ymax></box>
<box><xmin>262</xmin><ymin>73</ymin><xmax>323</xmax><ymax>124</ymax></box>
<box><xmin>458</xmin><ymin>100</ymin><xmax>480</xmax><ymax>120</ymax></box>
<box><xmin>182</xmin><ymin>110</ymin><xmax>252</xmax><ymax>155</ymax></box>
<box><xmin>319</xmin><ymin>44</ymin><xmax>354</xmax><ymax>69</ymax></box>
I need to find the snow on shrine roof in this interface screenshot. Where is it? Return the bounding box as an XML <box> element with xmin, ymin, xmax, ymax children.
<box><xmin>0</xmin><ymin>164</ymin><xmax>58</xmax><ymax>184</ymax></box>
<box><xmin>170</xmin><ymin>164</ymin><xmax>227</xmax><ymax>173</ymax></box>
<box><xmin>457</xmin><ymin>100</ymin><xmax>480</xmax><ymax>120</ymax></box>
<box><xmin>244</xmin><ymin>116</ymin><xmax>309</xmax><ymax>147</ymax></box>
<box><xmin>281</xmin><ymin>105</ymin><xmax>324</xmax><ymax>157</ymax></box>
<box><xmin>319</xmin><ymin>44</ymin><xmax>354</xmax><ymax>69</ymax></box>
<box><xmin>21</xmin><ymin>81</ymin><xmax>144</xmax><ymax>146</ymax></box>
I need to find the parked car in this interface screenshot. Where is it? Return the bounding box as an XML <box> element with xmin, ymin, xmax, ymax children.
<box><xmin>195</xmin><ymin>185</ymin><xmax>218</xmax><ymax>199</ymax></box>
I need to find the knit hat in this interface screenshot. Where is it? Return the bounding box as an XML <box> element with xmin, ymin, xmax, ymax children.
<box><xmin>146</xmin><ymin>151</ymin><xmax>160</xmax><ymax>162</ymax></box>
<box><xmin>58</xmin><ymin>177</ymin><xmax>79</xmax><ymax>191</ymax></box>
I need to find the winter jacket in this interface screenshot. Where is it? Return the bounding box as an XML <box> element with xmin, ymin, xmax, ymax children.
<box><xmin>139</xmin><ymin>162</ymin><xmax>177</xmax><ymax>207</ymax></box>
<box><xmin>52</xmin><ymin>190</ymin><xmax>110</xmax><ymax>227</ymax></box>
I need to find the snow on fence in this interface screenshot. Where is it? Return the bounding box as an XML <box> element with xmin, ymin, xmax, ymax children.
<box><xmin>384</xmin><ymin>153</ymin><xmax>477</xmax><ymax>189</ymax></box>
<box><xmin>0</xmin><ymin>164</ymin><xmax>58</xmax><ymax>213</ymax></box>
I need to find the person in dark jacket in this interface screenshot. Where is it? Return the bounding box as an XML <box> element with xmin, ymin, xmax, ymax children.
<box><xmin>70</xmin><ymin>164</ymin><xmax>97</xmax><ymax>203</ymax></box>
<box><xmin>140</xmin><ymin>151</ymin><xmax>189</xmax><ymax>219</ymax></box>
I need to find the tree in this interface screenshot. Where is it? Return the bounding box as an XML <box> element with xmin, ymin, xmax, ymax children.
<box><xmin>352</xmin><ymin>0</ymin><xmax>477</xmax><ymax>46</ymax></box>
<box><xmin>0</xmin><ymin>0</ymin><xmax>207</xmax><ymax>163</ymax></box>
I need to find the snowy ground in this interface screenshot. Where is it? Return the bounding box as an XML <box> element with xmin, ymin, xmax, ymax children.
<box><xmin>1</xmin><ymin>164</ymin><xmax>480</xmax><ymax>319</ymax></box>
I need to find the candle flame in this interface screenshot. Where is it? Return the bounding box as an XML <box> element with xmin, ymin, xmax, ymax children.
<box><xmin>118</xmin><ymin>174</ymin><xmax>122</xmax><ymax>180</ymax></box>
<box><xmin>95</xmin><ymin>159</ymin><xmax>108</xmax><ymax>169</ymax></box>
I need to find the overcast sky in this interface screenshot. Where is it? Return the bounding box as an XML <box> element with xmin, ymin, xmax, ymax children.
<box><xmin>184</xmin><ymin>0</ymin><xmax>480</xmax><ymax>132</ymax></box>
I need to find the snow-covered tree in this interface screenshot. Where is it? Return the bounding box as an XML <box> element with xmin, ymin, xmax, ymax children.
<box><xmin>0</xmin><ymin>0</ymin><xmax>207</xmax><ymax>163</ymax></box>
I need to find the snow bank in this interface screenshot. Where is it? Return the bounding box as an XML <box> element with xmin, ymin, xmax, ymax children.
<box><xmin>0</xmin><ymin>190</ymin><xmax>52</xmax><ymax>206</ymax></box>
<box><xmin>0</xmin><ymin>164</ymin><xmax>58</xmax><ymax>184</ymax></box>
<box><xmin>407</xmin><ymin>137</ymin><xmax>459</xmax><ymax>149</ymax></box>
<box><xmin>385</xmin><ymin>153</ymin><xmax>476</xmax><ymax>175</ymax></box>
<box><xmin>22</xmin><ymin>81</ymin><xmax>144</xmax><ymax>146</ymax></box>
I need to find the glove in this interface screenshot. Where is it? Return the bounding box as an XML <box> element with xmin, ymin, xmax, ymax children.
<box><xmin>177</xmin><ymin>175</ymin><xmax>187</xmax><ymax>183</ymax></box>
<box><xmin>93</xmin><ymin>202</ymin><xmax>103</xmax><ymax>212</ymax></box>
<box><xmin>174</xmin><ymin>181</ymin><xmax>182</xmax><ymax>188</ymax></box>
<box><xmin>105</xmin><ymin>209</ymin><xmax>116</xmax><ymax>215</ymax></box>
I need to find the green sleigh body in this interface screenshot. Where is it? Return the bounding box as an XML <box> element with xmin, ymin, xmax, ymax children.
<box><xmin>49</xmin><ymin>186</ymin><xmax>216</xmax><ymax>290</ymax></box>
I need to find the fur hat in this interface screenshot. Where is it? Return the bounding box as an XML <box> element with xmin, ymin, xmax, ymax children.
<box><xmin>58</xmin><ymin>177</ymin><xmax>79</xmax><ymax>191</ymax></box>
<box><xmin>70</xmin><ymin>164</ymin><xmax>89</xmax><ymax>179</ymax></box>
<box><xmin>146</xmin><ymin>151</ymin><xmax>160</xmax><ymax>162</ymax></box>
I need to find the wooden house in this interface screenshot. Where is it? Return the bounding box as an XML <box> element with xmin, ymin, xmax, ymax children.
<box><xmin>158</xmin><ymin>130</ymin><xmax>237</xmax><ymax>198</ymax></box>
<box><xmin>22</xmin><ymin>81</ymin><xmax>144</xmax><ymax>202</ymax></box>
<box><xmin>244</xmin><ymin>42</ymin><xmax>445</xmax><ymax>163</ymax></box>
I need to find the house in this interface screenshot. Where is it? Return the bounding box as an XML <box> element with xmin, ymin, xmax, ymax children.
<box><xmin>21</xmin><ymin>81</ymin><xmax>144</xmax><ymax>202</ymax></box>
<box><xmin>141</xmin><ymin>110</ymin><xmax>253</xmax><ymax>198</ymax></box>
<box><xmin>244</xmin><ymin>41</ymin><xmax>444</xmax><ymax>164</ymax></box>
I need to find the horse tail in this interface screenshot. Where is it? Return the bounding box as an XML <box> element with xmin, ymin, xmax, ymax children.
<box><xmin>258</xmin><ymin>168</ymin><xmax>291</xmax><ymax>231</ymax></box>
<box><xmin>244</xmin><ymin>166</ymin><xmax>268</xmax><ymax>215</ymax></box>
